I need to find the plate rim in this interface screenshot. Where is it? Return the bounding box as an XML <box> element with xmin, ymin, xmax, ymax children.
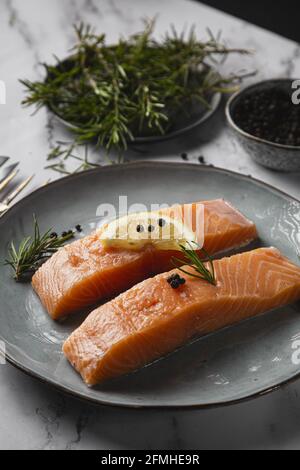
<box><xmin>1</xmin><ymin>161</ymin><xmax>300</xmax><ymax>410</ymax></box>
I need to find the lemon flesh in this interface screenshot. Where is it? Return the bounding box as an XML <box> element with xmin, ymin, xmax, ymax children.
<box><xmin>100</xmin><ymin>211</ymin><xmax>197</xmax><ymax>251</ymax></box>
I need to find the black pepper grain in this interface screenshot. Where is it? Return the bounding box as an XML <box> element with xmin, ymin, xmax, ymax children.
<box><xmin>158</xmin><ymin>218</ymin><xmax>166</xmax><ymax>228</ymax></box>
<box><xmin>170</xmin><ymin>280</ymin><xmax>180</xmax><ymax>289</ymax></box>
<box><xmin>136</xmin><ymin>224</ymin><xmax>144</xmax><ymax>233</ymax></box>
<box><xmin>167</xmin><ymin>273</ymin><xmax>186</xmax><ymax>289</ymax></box>
<box><xmin>167</xmin><ymin>274</ymin><xmax>180</xmax><ymax>283</ymax></box>
<box><xmin>181</xmin><ymin>152</ymin><xmax>188</xmax><ymax>161</ymax></box>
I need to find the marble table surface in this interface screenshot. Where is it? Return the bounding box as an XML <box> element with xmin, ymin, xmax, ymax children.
<box><xmin>0</xmin><ymin>0</ymin><xmax>300</xmax><ymax>450</ymax></box>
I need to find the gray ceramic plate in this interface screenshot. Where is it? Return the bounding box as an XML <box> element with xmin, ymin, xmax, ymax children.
<box><xmin>0</xmin><ymin>162</ymin><xmax>300</xmax><ymax>409</ymax></box>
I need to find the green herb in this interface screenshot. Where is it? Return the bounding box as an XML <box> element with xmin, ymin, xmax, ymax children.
<box><xmin>172</xmin><ymin>241</ymin><xmax>216</xmax><ymax>286</ymax></box>
<box><xmin>4</xmin><ymin>216</ymin><xmax>75</xmax><ymax>282</ymax></box>
<box><xmin>20</xmin><ymin>20</ymin><xmax>252</xmax><ymax>154</ymax></box>
<box><xmin>46</xmin><ymin>142</ymin><xmax>102</xmax><ymax>175</ymax></box>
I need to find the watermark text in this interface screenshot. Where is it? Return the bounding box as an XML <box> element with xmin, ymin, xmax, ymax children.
<box><xmin>96</xmin><ymin>196</ymin><xmax>204</xmax><ymax>246</ymax></box>
<box><xmin>0</xmin><ymin>80</ymin><xmax>6</xmax><ymax>105</ymax></box>
<box><xmin>0</xmin><ymin>341</ymin><xmax>6</xmax><ymax>365</ymax></box>
<box><xmin>292</xmin><ymin>80</ymin><xmax>300</xmax><ymax>105</ymax></box>
<box><xmin>292</xmin><ymin>339</ymin><xmax>300</xmax><ymax>365</ymax></box>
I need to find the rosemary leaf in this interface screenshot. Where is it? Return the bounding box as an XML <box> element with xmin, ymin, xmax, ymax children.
<box><xmin>4</xmin><ymin>216</ymin><xmax>75</xmax><ymax>282</ymax></box>
<box><xmin>46</xmin><ymin>143</ymin><xmax>102</xmax><ymax>175</ymax></box>
<box><xmin>20</xmin><ymin>20</ymin><xmax>252</xmax><ymax>154</ymax></box>
<box><xmin>172</xmin><ymin>241</ymin><xmax>217</xmax><ymax>286</ymax></box>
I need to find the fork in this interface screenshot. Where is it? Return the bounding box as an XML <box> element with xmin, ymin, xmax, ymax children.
<box><xmin>0</xmin><ymin>156</ymin><xmax>9</xmax><ymax>168</ymax></box>
<box><xmin>0</xmin><ymin>168</ymin><xmax>19</xmax><ymax>193</ymax></box>
<box><xmin>0</xmin><ymin>161</ymin><xmax>19</xmax><ymax>182</ymax></box>
<box><xmin>0</xmin><ymin>175</ymin><xmax>34</xmax><ymax>214</ymax></box>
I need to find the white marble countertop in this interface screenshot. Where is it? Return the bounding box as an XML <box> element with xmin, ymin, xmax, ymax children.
<box><xmin>0</xmin><ymin>0</ymin><xmax>300</xmax><ymax>450</ymax></box>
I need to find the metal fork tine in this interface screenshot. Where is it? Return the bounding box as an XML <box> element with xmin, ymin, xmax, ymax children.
<box><xmin>2</xmin><ymin>175</ymin><xmax>34</xmax><ymax>206</ymax></box>
<box><xmin>0</xmin><ymin>162</ymin><xmax>19</xmax><ymax>184</ymax></box>
<box><xmin>0</xmin><ymin>156</ymin><xmax>9</xmax><ymax>168</ymax></box>
<box><xmin>0</xmin><ymin>169</ymin><xmax>19</xmax><ymax>193</ymax></box>
<box><xmin>41</xmin><ymin>178</ymin><xmax>51</xmax><ymax>187</ymax></box>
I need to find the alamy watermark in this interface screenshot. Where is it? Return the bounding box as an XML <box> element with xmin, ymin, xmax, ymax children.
<box><xmin>291</xmin><ymin>337</ymin><xmax>300</xmax><ymax>365</ymax></box>
<box><xmin>0</xmin><ymin>340</ymin><xmax>6</xmax><ymax>365</ymax></box>
<box><xmin>291</xmin><ymin>80</ymin><xmax>300</xmax><ymax>105</ymax></box>
<box><xmin>96</xmin><ymin>196</ymin><xmax>205</xmax><ymax>246</ymax></box>
<box><xmin>0</xmin><ymin>80</ymin><xmax>6</xmax><ymax>105</ymax></box>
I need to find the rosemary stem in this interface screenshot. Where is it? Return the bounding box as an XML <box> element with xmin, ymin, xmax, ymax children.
<box><xmin>20</xmin><ymin>20</ymin><xmax>251</xmax><ymax>158</ymax></box>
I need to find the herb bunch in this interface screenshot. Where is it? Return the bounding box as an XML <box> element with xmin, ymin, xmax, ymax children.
<box><xmin>4</xmin><ymin>217</ymin><xmax>74</xmax><ymax>282</ymax></box>
<box><xmin>173</xmin><ymin>242</ymin><xmax>216</xmax><ymax>285</ymax></box>
<box><xmin>20</xmin><ymin>20</ymin><xmax>251</xmax><ymax>153</ymax></box>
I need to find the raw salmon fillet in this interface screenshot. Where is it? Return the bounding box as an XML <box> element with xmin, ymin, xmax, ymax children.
<box><xmin>32</xmin><ymin>200</ymin><xmax>257</xmax><ymax>319</ymax></box>
<box><xmin>63</xmin><ymin>248</ymin><xmax>300</xmax><ymax>386</ymax></box>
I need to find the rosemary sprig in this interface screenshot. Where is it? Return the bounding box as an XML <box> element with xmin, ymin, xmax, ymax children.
<box><xmin>172</xmin><ymin>241</ymin><xmax>216</xmax><ymax>286</ymax></box>
<box><xmin>46</xmin><ymin>142</ymin><xmax>102</xmax><ymax>175</ymax></box>
<box><xmin>20</xmin><ymin>20</ymin><xmax>252</xmax><ymax>155</ymax></box>
<box><xmin>4</xmin><ymin>216</ymin><xmax>74</xmax><ymax>282</ymax></box>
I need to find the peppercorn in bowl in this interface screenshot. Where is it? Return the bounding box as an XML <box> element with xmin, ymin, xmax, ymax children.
<box><xmin>226</xmin><ymin>79</ymin><xmax>300</xmax><ymax>172</ymax></box>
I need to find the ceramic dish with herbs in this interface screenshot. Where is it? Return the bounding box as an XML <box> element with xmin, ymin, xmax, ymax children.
<box><xmin>21</xmin><ymin>21</ymin><xmax>250</xmax><ymax>154</ymax></box>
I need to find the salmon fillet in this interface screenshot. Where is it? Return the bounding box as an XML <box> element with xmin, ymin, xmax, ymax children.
<box><xmin>32</xmin><ymin>200</ymin><xmax>257</xmax><ymax>319</ymax></box>
<box><xmin>63</xmin><ymin>247</ymin><xmax>300</xmax><ymax>386</ymax></box>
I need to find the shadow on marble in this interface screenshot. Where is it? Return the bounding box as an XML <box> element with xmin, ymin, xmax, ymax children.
<box><xmin>2</xmin><ymin>364</ymin><xmax>300</xmax><ymax>450</ymax></box>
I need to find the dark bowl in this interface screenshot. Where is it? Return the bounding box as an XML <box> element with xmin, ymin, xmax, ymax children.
<box><xmin>226</xmin><ymin>79</ymin><xmax>300</xmax><ymax>172</ymax></box>
<box><xmin>46</xmin><ymin>57</ymin><xmax>222</xmax><ymax>144</ymax></box>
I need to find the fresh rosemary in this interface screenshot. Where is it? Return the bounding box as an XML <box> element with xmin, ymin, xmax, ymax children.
<box><xmin>20</xmin><ymin>20</ymin><xmax>251</xmax><ymax>154</ymax></box>
<box><xmin>172</xmin><ymin>242</ymin><xmax>216</xmax><ymax>286</ymax></box>
<box><xmin>4</xmin><ymin>216</ymin><xmax>75</xmax><ymax>282</ymax></box>
<box><xmin>46</xmin><ymin>142</ymin><xmax>102</xmax><ymax>175</ymax></box>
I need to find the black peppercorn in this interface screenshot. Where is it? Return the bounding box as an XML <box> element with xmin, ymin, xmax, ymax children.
<box><xmin>136</xmin><ymin>225</ymin><xmax>144</xmax><ymax>233</ymax></box>
<box><xmin>170</xmin><ymin>280</ymin><xmax>180</xmax><ymax>289</ymax></box>
<box><xmin>167</xmin><ymin>273</ymin><xmax>186</xmax><ymax>289</ymax></box>
<box><xmin>75</xmin><ymin>224</ymin><xmax>83</xmax><ymax>233</ymax></box>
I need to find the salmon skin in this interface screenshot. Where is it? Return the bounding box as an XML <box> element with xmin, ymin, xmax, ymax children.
<box><xmin>32</xmin><ymin>199</ymin><xmax>257</xmax><ymax>319</ymax></box>
<box><xmin>63</xmin><ymin>247</ymin><xmax>300</xmax><ymax>386</ymax></box>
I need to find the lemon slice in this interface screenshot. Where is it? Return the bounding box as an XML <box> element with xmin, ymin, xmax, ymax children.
<box><xmin>100</xmin><ymin>211</ymin><xmax>197</xmax><ymax>251</ymax></box>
